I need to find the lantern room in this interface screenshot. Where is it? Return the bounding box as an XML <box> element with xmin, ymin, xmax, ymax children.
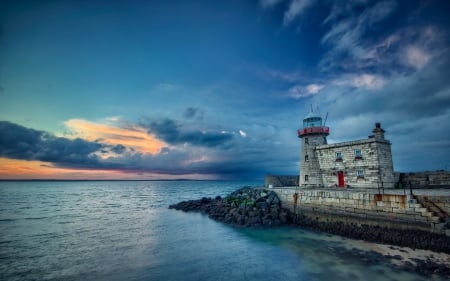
<box><xmin>298</xmin><ymin>111</ymin><xmax>330</xmax><ymax>138</ymax></box>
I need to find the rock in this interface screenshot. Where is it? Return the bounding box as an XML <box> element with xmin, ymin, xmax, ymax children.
<box><xmin>272</xmin><ymin>197</ymin><xmax>280</xmax><ymax>205</ymax></box>
<box><xmin>169</xmin><ymin>186</ymin><xmax>293</xmax><ymax>228</ymax></box>
<box><xmin>256</xmin><ymin>201</ymin><xmax>269</xmax><ymax>209</ymax></box>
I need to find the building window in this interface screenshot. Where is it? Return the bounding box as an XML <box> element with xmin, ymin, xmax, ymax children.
<box><xmin>305</xmin><ymin>175</ymin><xmax>309</xmax><ymax>182</ymax></box>
<box><xmin>305</xmin><ymin>154</ymin><xmax>309</xmax><ymax>162</ymax></box>
<box><xmin>305</xmin><ymin>138</ymin><xmax>309</xmax><ymax>144</ymax></box>
<box><xmin>356</xmin><ymin>170</ymin><xmax>364</xmax><ymax>178</ymax></box>
<box><xmin>355</xmin><ymin>149</ymin><xmax>363</xmax><ymax>159</ymax></box>
<box><xmin>335</xmin><ymin>151</ymin><xmax>342</xmax><ymax>161</ymax></box>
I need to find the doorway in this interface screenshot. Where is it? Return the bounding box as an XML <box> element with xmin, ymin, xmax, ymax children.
<box><xmin>337</xmin><ymin>171</ymin><xmax>345</xmax><ymax>187</ymax></box>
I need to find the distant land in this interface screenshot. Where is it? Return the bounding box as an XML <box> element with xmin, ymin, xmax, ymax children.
<box><xmin>0</xmin><ymin>179</ymin><xmax>212</xmax><ymax>182</ymax></box>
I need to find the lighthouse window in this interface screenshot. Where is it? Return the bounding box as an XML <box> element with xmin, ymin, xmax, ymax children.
<box><xmin>335</xmin><ymin>151</ymin><xmax>342</xmax><ymax>161</ymax></box>
<box><xmin>305</xmin><ymin>138</ymin><xmax>309</xmax><ymax>144</ymax></box>
<box><xmin>305</xmin><ymin>154</ymin><xmax>309</xmax><ymax>162</ymax></box>
<box><xmin>355</xmin><ymin>149</ymin><xmax>363</xmax><ymax>159</ymax></box>
<box><xmin>304</xmin><ymin>175</ymin><xmax>309</xmax><ymax>182</ymax></box>
<box><xmin>356</xmin><ymin>170</ymin><xmax>365</xmax><ymax>178</ymax></box>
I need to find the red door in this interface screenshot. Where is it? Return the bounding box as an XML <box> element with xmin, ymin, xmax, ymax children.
<box><xmin>337</xmin><ymin>171</ymin><xmax>345</xmax><ymax>187</ymax></box>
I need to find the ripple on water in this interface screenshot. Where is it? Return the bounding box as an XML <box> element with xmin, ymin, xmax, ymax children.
<box><xmin>0</xmin><ymin>181</ymin><xmax>446</xmax><ymax>281</ymax></box>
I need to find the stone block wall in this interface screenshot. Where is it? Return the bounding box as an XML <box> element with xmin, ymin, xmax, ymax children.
<box><xmin>299</xmin><ymin>134</ymin><xmax>327</xmax><ymax>187</ymax></box>
<box><xmin>265</xmin><ymin>175</ymin><xmax>298</xmax><ymax>187</ymax></box>
<box><xmin>271</xmin><ymin>187</ymin><xmax>448</xmax><ymax>234</ymax></box>
<box><xmin>398</xmin><ymin>171</ymin><xmax>450</xmax><ymax>188</ymax></box>
<box><xmin>376</xmin><ymin>141</ymin><xmax>395</xmax><ymax>187</ymax></box>
<box><xmin>317</xmin><ymin>139</ymin><xmax>395</xmax><ymax>188</ymax></box>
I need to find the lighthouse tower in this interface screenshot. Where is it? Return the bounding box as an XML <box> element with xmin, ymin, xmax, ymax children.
<box><xmin>297</xmin><ymin>108</ymin><xmax>329</xmax><ymax>187</ymax></box>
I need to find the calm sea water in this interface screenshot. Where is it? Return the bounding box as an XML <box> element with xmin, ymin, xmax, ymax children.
<box><xmin>0</xmin><ymin>181</ymin><xmax>443</xmax><ymax>281</ymax></box>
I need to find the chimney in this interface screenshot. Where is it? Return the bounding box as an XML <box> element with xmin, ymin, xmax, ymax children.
<box><xmin>372</xmin><ymin>122</ymin><xmax>385</xmax><ymax>140</ymax></box>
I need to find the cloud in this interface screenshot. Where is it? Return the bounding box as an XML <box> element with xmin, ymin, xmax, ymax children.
<box><xmin>64</xmin><ymin>119</ymin><xmax>165</xmax><ymax>155</ymax></box>
<box><xmin>145</xmin><ymin>118</ymin><xmax>234</xmax><ymax>148</ymax></box>
<box><xmin>111</xmin><ymin>144</ymin><xmax>126</xmax><ymax>154</ymax></box>
<box><xmin>306</xmin><ymin>83</ymin><xmax>324</xmax><ymax>94</ymax></box>
<box><xmin>362</xmin><ymin>26</ymin><xmax>444</xmax><ymax>72</ymax></box>
<box><xmin>332</xmin><ymin>74</ymin><xmax>385</xmax><ymax>90</ymax></box>
<box><xmin>268</xmin><ymin>69</ymin><xmax>303</xmax><ymax>83</ymax></box>
<box><xmin>239</xmin><ymin>130</ymin><xmax>247</xmax><ymax>137</ymax></box>
<box><xmin>311</xmin><ymin>50</ymin><xmax>450</xmax><ymax>170</ymax></box>
<box><xmin>183</xmin><ymin>107</ymin><xmax>204</xmax><ymax>120</ymax></box>
<box><xmin>288</xmin><ymin>83</ymin><xmax>324</xmax><ymax>99</ymax></box>
<box><xmin>0</xmin><ymin>121</ymin><xmax>105</xmax><ymax>168</ymax></box>
<box><xmin>320</xmin><ymin>0</ymin><xmax>397</xmax><ymax>70</ymax></box>
<box><xmin>402</xmin><ymin>46</ymin><xmax>431</xmax><ymax>70</ymax></box>
<box><xmin>283</xmin><ymin>0</ymin><xmax>313</xmax><ymax>26</ymax></box>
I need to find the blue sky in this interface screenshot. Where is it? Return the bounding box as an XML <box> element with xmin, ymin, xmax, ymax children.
<box><xmin>1</xmin><ymin>0</ymin><xmax>449</xmax><ymax>180</ymax></box>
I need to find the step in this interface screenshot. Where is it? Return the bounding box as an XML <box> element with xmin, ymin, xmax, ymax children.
<box><xmin>429</xmin><ymin>216</ymin><xmax>442</xmax><ymax>223</ymax></box>
<box><xmin>415</xmin><ymin>207</ymin><xmax>427</xmax><ymax>213</ymax></box>
<box><xmin>421</xmin><ymin>211</ymin><xmax>433</xmax><ymax>218</ymax></box>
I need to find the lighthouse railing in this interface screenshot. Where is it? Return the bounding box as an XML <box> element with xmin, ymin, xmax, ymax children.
<box><xmin>297</xmin><ymin>126</ymin><xmax>330</xmax><ymax>137</ymax></box>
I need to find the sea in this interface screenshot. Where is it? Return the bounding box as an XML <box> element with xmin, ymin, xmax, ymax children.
<box><xmin>0</xmin><ymin>180</ymin><xmax>445</xmax><ymax>281</ymax></box>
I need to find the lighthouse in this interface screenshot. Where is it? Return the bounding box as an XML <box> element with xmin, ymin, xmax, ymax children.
<box><xmin>297</xmin><ymin>108</ymin><xmax>329</xmax><ymax>187</ymax></box>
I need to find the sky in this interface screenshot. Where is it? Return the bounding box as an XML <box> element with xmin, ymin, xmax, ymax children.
<box><xmin>0</xmin><ymin>0</ymin><xmax>449</xmax><ymax>180</ymax></box>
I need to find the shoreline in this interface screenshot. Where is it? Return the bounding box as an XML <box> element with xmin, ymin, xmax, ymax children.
<box><xmin>169</xmin><ymin>186</ymin><xmax>450</xmax><ymax>278</ymax></box>
<box><xmin>340</xmin><ymin>237</ymin><xmax>450</xmax><ymax>277</ymax></box>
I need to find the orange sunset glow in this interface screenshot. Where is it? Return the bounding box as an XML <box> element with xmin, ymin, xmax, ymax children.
<box><xmin>64</xmin><ymin>119</ymin><xmax>167</xmax><ymax>155</ymax></box>
<box><xmin>0</xmin><ymin>157</ymin><xmax>216</xmax><ymax>180</ymax></box>
<box><xmin>0</xmin><ymin>158</ymin><xmax>117</xmax><ymax>179</ymax></box>
<box><xmin>0</xmin><ymin>119</ymin><xmax>174</xmax><ymax>180</ymax></box>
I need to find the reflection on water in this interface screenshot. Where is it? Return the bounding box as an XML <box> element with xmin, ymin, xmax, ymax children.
<box><xmin>0</xmin><ymin>181</ymin><xmax>445</xmax><ymax>281</ymax></box>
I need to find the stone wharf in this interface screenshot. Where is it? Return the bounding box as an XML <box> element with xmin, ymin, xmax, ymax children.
<box><xmin>264</xmin><ymin>108</ymin><xmax>450</xmax><ymax>238</ymax></box>
<box><xmin>298</xmin><ymin>109</ymin><xmax>394</xmax><ymax>189</ymax></box>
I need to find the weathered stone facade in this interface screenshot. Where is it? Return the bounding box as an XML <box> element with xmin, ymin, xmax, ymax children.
<box><xmin>298</xmin><ymin>114</ymin><xmax>395</xmax><ymax>188</ymax></box>
<box><xmin>316</xmin><ymin>137</ymin><xmax>395</xmax><ymax>188</ymax></box>
<box><xmin>299</xmin><ymin>133</ymin><xmax>327</xmax><ymax>187</ymax></box>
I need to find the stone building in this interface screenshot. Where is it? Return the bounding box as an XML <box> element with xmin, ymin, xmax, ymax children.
<box><xmin>298</xmin><ymin>110</ymin><xmax>395</xmax><ymax>188</ymax></box>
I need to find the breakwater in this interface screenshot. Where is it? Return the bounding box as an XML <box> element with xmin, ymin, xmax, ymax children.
<box><xmin>169</xmin><ymin>187</ymin><xmax>293</xmax><ymax>227</ymax></box>
<box><xmin>272</xmin><ymin>187</ymin><xmax>450</xmax><ymax>253</ymax></box>
<box><xmin>169</xmin><ymin>186</ymin><xmax>450</xmax><ymax>254</ymax></box>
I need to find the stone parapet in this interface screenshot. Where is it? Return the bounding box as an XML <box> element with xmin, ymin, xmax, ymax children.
<box><xmin>271</xmin><ymin>187</ymin><xmax>450</xmax><ymax>235</ymax></box>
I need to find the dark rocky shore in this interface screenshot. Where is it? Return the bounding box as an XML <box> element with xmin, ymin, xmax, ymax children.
<box><xmin>169</xmin><ymin>187</ymin><xmax>293</xmax><ymax>227</ymax></box>
<box><xmin>169</xmin><ymin>186</ymin><xmax>450</xmax><ymax>278</ymax></box>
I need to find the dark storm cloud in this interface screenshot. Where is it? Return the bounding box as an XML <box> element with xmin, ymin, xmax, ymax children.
<box><xmin>318</xmin><ymin>50</ymin><xmax>450</xmax><ymax>122</ymax></box>
<box><xmin>146</xmin><ymin>118</ymin><xmax>233</xmax><ymax>148</ymax></box>
<box><xmin>183</xmin><ymin>107</ymin><xmax>203</xmax><ymax>120</ymax></box>
<box><xmin>0</xmin><ymin>121</ymin><xmax>120</xmax><ymax>168</ymax></box>
<box><xmin>119</xmin><ymin>139</ymin><xmax>298</xmax><ymax>179</ymax></box>
<box><xmin>0</xmin><ymin>120</ymin><xmax>291</xmax><ymax>179</ymax></box>
<box><xmin>111</xmin><ymin>144</ymin><xmax>126</xmax><ymax>154</ymax></box>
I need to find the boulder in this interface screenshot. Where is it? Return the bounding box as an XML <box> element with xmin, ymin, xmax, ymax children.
<box><xmin>168</xmin><ymin>186</ymin><xmax>293</xmax><ymax>227</ymax></box>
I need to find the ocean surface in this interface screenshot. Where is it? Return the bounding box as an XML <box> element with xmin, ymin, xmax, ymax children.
<box><xmin>0</xmin><ymin>181</ymin><xmax>444</xmax><ymax>281</ymax></box>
